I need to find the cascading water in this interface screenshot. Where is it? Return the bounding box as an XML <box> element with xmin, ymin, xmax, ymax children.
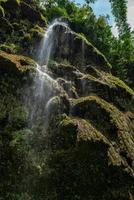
<box><xmin>18</xmin><ymin>18</ymin><xmax>88</xmax><ymax>198</ymax></box>
<box><xmin>82</xmin><ymin>40</ymin><xmax>85</xmax><ymax>66</ymax></box>
<box><xmin>25</xmin><ymin>18</ymin><xmax>86</xmax><ymax>128</ymax></box>
<box><xmin>25</xmin><ymin>19</ymin><xmax>69</xmax><ymax>127</ymax></box>
<box><xmin>37</xmin><ymin>18</ymin><xmax>69</xmax><ymax>66</ymax></box>
<box><xmin>22</xmin><ymin>20</ymin><xmax>70</xmax><ymax>180</ymax></box>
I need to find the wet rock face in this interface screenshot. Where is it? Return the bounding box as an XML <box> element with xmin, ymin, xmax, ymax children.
<box><xmin>0</xmin><ymin>25</ymin><xmax>134</xmax><ymax>200</ymax></box>
<box><xmin>51</xmin><ymin>24</ymin><xmax>111</xmax><ymax>72</ymax></box>
<box><xmin>42</xmin><ymin>27</ymin><xmax>134</xmax><ymax>199</ymax></box>
<box><xmin>0</xmin><ymin>0</ymin><xmax>46</xmax><ymax>56</ymax></box>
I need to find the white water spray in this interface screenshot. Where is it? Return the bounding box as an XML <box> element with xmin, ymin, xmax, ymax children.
<box><xmin>35</xmin><ymin>18</ymin><xmax>69</xmax><ymax>99</ymax></box>
<box><xmin>37</xmin><ymin>18</ymin><xmax>69</xmax><ymax>66</ymax></box>
<box><xmin>27</xmin><ymin>19</ymin><xmax>69</xmax><ymax>126</ymax></box>
<box><xmin>82</xmin><ymin>40</ymin><xmax>85</xmax><ymax>66</ymax></box>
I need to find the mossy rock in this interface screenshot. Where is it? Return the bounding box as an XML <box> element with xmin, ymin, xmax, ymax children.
<box><xmin>1</xmin><ymin>0</ymin><xmax>44</xmax><ymax>23</ymax></box>
<box><xmin>0</xmin><ymin>50</ymin><xmax>36</xmax><ymax>72</ymax></box>
<box><xmin>48</xmin><ymin>115</ymin><xmax>134</xmax><ymax>199</ymax></box>
<box><xmin>0</xmin><ymin>101</ymin><xmax>6</xmax><ymax>121</ymax></box>
<box><xmin>51</xmin><ymin>25</ymin><xmax>111</xmax><ymax>72</ymax></box>
<box><xmin>71</xmin><ymin>96</ymin><xmax>134</xmax><ymax>172</ymax></box>
<box><xmin>30</xmin><ymin>24</ymin><xmax>45</xmax><ymax>38</ymax></box>
<box><xmin>80</xmin><ymin>70</ymin><xmax>134</xmax><ymax>112</ymax></box>
<box><xmin>48</xmin><ymin>61</ymin><xmax>83</xmax><ymax>95</ymax></box>
<box><xmin>9</xmin><ymin>106</ymin><xmax>28</xmax><ymax>127</ymax></box>
<box><xmin>71</xmin><ymin>95</ymin><xmax>132</xmax><ymax>133</ymax></box>
<box><xmin>0</xmin><ymin>43</ymin><xmax>17</xmax><ymax>54</ymax></box>
<box><xmin>1</xmin><ymin>0</ymin><xmax>21</xmax><ymax>19</ymax></box>
<box><xmin>0</xmin><ymin>0</ymin><xmax>47</xmax><ymax>56</ymax></box>
<box><xmin>57</xmin><ymin>78</ymin><xmax>79</xmax><ymax>98</ymax></box>
<box><xmin>74</xmin><ymin>32</ymin><xmax>112</xmax><ymax>70</ymax></box>
<box><xmin>20</xmin><ymin>1</ymin><xmax>46</xmax><ymax>26</ymax></box>
<box><xmin>0</xmin><ymin>5</ymin><xmax>5</xmax><ymax>17</ymax></box>
<box><xmin>49</xmin><ymin>61</ymin><xmax>78</xmax><ymax>78</ymax></box>
<box><xmin>10</xmin><ymin>128</ymin><xmax>33</xmax><ymax>148</ymax></box>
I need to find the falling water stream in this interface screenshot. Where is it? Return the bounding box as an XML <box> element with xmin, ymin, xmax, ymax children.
<box><xmin>21</xmin><ymin>18</ymin><xmax>87</xmax><ymax>197</ymax></box>
<box><xmin>37</xmin><ymin>18</ymin><xmax>69</xmax><ymax>66</ymax></box>
<box><xmin>26</xmin><ymin>19</ymin><xmax>69</xmax><ymax>127</ymax></box>
<box><xmin>25</xmin><ymin>18</ymin><xmax>85</xmax><ymax>128</ymax></box>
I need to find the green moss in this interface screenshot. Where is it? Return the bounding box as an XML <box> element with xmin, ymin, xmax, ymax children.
<box><xmin>30</xmin><ymin>24</ymin><xmax>45</xmax><ymax>34</ymax></box>
<box><xmin>48</xmin><ymin>60</ymin><xmax>78</xmax><ymax>80</ymax></box>
<box><xmin>72</xmin><ymin>95</ymin><xmax>125</xmax><ymax>128</ymax></box>
<box><xmin>30</xmin><ymin>24</ymin><xmax>45</xmax><ymax>38</ymax></box>
<box><xmin>40</xmin><ymin>14</ymin><xmax>47</xmax><ymax>25</ymax></box>
<box><xmin>60</xmin><ymin>115</ymin><xmax>76</xmax><ymax>127</ymax></box>
<box><xmin>72</xmin><ymin>95</ymin><xmax>134</xmax><ymax>172</ymax></box>
<box><xmin>105</xmin><ymin>74</ymin><xmax>134</xmax><ymax>96</ymax></box>
<box><xmin>0</xmin><ymin>0</ymin><xmax>8</xmax><ymax>2</ymax></box>
<box><xmin>73</xmin><ymin>95</ymin><xmax>115</xmax><ymax>110</ymax></box>
<box><xmin>82</xmin><ymin>70</ymin><xmax>134</xmax><ymax>112</ymax></box>
<box><xmin>23</xmin><ymin>33</ymin><xmax>31</xmax><ymax>40</ymax></box>
<box><xmin>75</xmin><ymin>32</ymin><xmax>112</xmax><ymax>69</ymax></box>
<box><xmin>10</xmin><ymin>129</ymin><xmax>33</xmax><ymax>148</ymax></box>
<box><xmin>9</xmin><ymin>106</ymin><xmax>28</xmax><ymax>127</ymax></box>
<box><xmin>0</xmin><ymin>0</ymin><xmax>47</xmax><ymax>55</ymax></box>
<box><xmin>0</xmin><ymin>94</ymin><xmax>21</xmax><ymax>120</ymax></box>
<box><xmin>84</xmin><ymin>67</ymin><xmax>134</xmax><ymax>95</ymax></box>
<box><xmin>60</xmin><ymin>115</ymin><xmax>125</xmax><ymax>167</ymax></box>
<box><xmin>0</xmin><ymin>50</ymin><xmax>36</xmax><ymax>72</ymax></box>
<box><xmin>0</xmin><ymin>100</ymin><xmax>6</xmax><ymax>120</ymax></box>
<box><xmin>0</xmin><ymin>5</ymin><xmax>5</xmax><ymax>16</ymax></box>
<box><xmin>72</xmin><ymin>95</ymin><xmax>119</xmax><ymax>134</ymax></box>
<box><xmin>61</xmin><ymin>115</ymin><xmax>106</xmax><ymax>143</ymax></box>
<box><xmin>0</xmin><ymin>43</ymin><xmax>17</xmax><ymax>53</ymax></box>
<box><xmin>16</xmin><ymin>0</ymin><xmax>21</xmax><ymax>5</ymax></box>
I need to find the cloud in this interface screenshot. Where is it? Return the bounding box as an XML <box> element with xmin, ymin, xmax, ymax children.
<box><xmin>111</xmin><ymin>23</ymin><xmax>118</xmax><ymax>37</ymax></box>
<box><xmin>128</xmin><ymin>0</ymin><xmax>134</xmax><ymax>6</ymax></box>
<box><xmin>112</xmin><ymin>0</ymin><xmax>134</xmax><ymax>36</ymax></box>
<box><xmin>127</xmin><ymin>0</ymin><xmax>134</xmax><ymax>30</ymax></box>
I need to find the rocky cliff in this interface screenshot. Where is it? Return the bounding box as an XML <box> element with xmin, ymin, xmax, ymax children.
<box><xmin>0</xmin><ymin>1</ymin><xmax>134</xmax><ymax>200</ymax></box>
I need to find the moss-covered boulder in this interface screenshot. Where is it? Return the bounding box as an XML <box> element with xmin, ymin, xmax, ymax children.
<box><xmin>49</xmin><ymin>25</ymin><xmax>111</xmax><ymax>72</ymax></box>
<box><xmin>79</xmin><ymin>68</ymin><xmax>134</xmax><ymax>112</ymax></box>
<box><xmin>41</xmin><ymin>26</ymin><xmax>134</xmax><ymax>199</ymax></box>
<box><xmin>45</xmin><ymin>115</ymin><xmax>134</xmax><ymax>200</ymax></box>
<box><xmin>71</xmin><ymin>96</ymin><xmax>134</xmax><ymax>168</ymax></box>
<box><xmin>0</xmin><ymin>50</ymin><xmax>36</xmax><ymax>199</ymax></box>
<box><xmin>0</xmin><ymin>0</ymin><xmax>47</xmax><ymax>56</ymax></box>
<box><xmin>0</xmin><ymin>50</ymin><xmax>36</xmax><ymax>72</ymax></box>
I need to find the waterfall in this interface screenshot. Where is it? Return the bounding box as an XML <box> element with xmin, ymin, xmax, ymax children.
<box><xmin>22</xmin><ymin>20</ymin><xmax>70</xmax><ymax>176</ymax></box>
<box><xmin>25</xmin><ymin>19</ymin><xmax>69</xmax><ymax>127</ymax></box>
<box><xmin>37</xmin><ymin>18</ymin><xmax>69</xmax><ymax>66</ymax></box>
<box><xmin>82</xmin><ymin>40</ymin><xmax>85</xmax><ymax>66</ymax></box>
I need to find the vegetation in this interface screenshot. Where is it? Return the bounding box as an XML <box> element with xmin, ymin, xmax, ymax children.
<box><xmin>0</xmin><ymin>0</ymin><xmax>134</xmax><ymax>200</ymax></box>
<box><xmin>37</xmin><ymin>0</ymin><xmax>134</xmax><ymax>88</ymax></box>
<box><xmin>1</xmin><ymin>0</ymin><xmax>134</xmax><ymax>87</ymax></box>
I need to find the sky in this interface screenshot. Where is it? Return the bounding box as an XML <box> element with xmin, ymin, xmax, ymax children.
<box><xmin>76</xmin><ymin>0</ymin><xmax>113</xmax><ymax>24</ymax></box>
<box><xmin>75</xmin><ymin>0</ymin><xmax>134</xmax><ymax>35</ymax></box>
<box><xmin>127</xmin><ymin>0</ymin><xmax>134</xmax><ymax>30</ymax></box>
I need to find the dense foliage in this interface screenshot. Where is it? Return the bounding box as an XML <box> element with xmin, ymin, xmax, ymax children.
<box><xmin>37</xmin><ymin>0</ymin><xmax>134</xmax><ymax>87</ymax></box>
